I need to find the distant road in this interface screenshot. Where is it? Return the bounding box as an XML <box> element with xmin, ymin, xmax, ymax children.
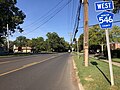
<box><xmin>0</xmin><ymin>53</ymin><xmax>78</xmax><ymax>90</ymax></box>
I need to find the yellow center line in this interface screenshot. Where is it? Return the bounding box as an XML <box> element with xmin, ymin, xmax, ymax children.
<box><xmin>0</xmin><ymin>56</ymin><xmax>56</xmax><ymax>77</ymax></box>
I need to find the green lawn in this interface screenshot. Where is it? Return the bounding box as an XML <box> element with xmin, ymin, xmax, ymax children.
<box><xmin>73</xmin><ymin>53</ymin><xmax>120</xmax><ymax>90</ymax></box>
<box><xmin>112</xmin><ymin>58</ymin><xmax>120</xmax><ymax>63</ymax></box>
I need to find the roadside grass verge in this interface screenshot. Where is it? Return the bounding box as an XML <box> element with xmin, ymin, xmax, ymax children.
<box><xmin>93</xmin><ymin>55</ymin><xmax>120</xmax><ymax>63</ymax></box>
<box><xmin>112</xmin><ymin>58</ymin><xmax>120</xmax><ymax>63</ymax></box>
<box><xmin>73</xmin><ymin>53</ymin><xmax>120</xmax><ymax>90</ymax></box>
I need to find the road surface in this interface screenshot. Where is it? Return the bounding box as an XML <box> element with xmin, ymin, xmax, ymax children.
<box><xmin>0</xmin><ymin>53</ymin><xmax>79</xmax><ymax>90</ymax></box>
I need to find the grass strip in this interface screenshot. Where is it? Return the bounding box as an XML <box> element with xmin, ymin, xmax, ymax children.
<box><xmin>112</xmin><ymin>58</ymin><xmax>120</xmax><ymax>63</ymax></box>
<box><xmin>73</xmin><ymin>53</ymin><xmax>120</xmax><ymax>90</ymax></box>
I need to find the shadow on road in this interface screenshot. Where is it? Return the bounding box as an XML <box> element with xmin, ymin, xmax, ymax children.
<box><xmin>90</xmin><ymin>61</ymin><xmax>111</xmax><ymax>85</ymax></box>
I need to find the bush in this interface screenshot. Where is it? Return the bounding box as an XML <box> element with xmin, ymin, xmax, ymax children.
<box><xmin>103</xmin><ymin>49</ymin><xmax>120</xmax><ymax>58</ymax></box>
<box><xmin>111</xmin><ymin>49</ymin><xmax>120</xmax><ymax>58</ymax></box>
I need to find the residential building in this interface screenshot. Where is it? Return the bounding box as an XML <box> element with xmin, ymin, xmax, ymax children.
<box><xmin>110</xmin><ymin>42</ymin><xmax>120</xmax><ymax>50</ymax></box>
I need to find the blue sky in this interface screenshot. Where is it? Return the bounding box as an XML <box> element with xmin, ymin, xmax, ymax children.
<box><xmin>10</xmin><ymin>0</ymin><xmax>120</xmax><ymax>43</ymax></box>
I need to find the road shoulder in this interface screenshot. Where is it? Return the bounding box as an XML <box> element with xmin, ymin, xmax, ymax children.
<box><xmin>70</xmin><ymin>55</ymin><xmax>84</xmax><ymax>90</ymax></box>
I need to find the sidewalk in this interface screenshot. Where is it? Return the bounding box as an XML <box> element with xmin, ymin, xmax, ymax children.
<box><xmin>101</xmin><ymin>60</ymin><xmax>120</xmax><ymax>67</ymax></box>
<box><xmin>89</xmin><ymin>54</ymin><xmax>120</xmax><ymax>67</ymax></box>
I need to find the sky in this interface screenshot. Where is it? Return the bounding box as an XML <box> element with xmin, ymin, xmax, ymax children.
<box><xmin>9</xmin><ymin>0</ymin><xmax>120</xmax><ymax>43</ymax></box>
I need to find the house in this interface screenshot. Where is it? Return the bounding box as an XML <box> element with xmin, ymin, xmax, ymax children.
<box><xmin>13</xmin><ymin>45</ymin><xmax>32</xmax><ymax>53</ymax></box>
<box><xmin>110</xmin><ymin>42</ymin><xmax>120</xmax><ymax>50</ymax></box>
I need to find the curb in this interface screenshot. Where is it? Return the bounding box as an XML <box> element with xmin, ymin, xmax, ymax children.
<box><xmin>72</xmin><ymin>57</ymin><xmax>84</xmax><ymax>90</ymax></box>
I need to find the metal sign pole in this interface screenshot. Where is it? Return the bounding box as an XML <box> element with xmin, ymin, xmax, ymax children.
<box><xmin>105</xmin><ymin>28</ymin><xmax>114</xmax><ymax>86</ymax></box>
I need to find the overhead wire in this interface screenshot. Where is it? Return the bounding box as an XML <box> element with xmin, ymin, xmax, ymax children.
<box><xmin>22</xmin><ymin>0</ymin><xmax>73</xmax><ymax>35</ymax></box>
<box><xmin>72</xmin><ymin>2</ymin><xmax>80</xmax><ymax>38</ymax></box>
<box><xmin>72</xmin><ymin>0</ymin><xmax>82</xmax><ymax>42</ymax></box>
<box><xmin>72</xmin><ymin>5</ymin><xmax>79</xmax><ymax>34</ymax></box>
<box><xmin>71</xmin><ymin>0</ymin><xmax>75</xmax><ymax>28</ymax></box>
<box><xmin>78</xmin><ymin>20</ymin><xmax>120</xmax><ymax>29</ymax></box>
<box><xmin>23</xmin><ymin>0</ymin><xmax>64</xmax><ymax>29</ymax></box>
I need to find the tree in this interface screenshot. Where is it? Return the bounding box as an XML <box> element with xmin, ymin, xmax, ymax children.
<box><xmin>103</xmin><ymin>0</ymin><xmax>120</xmax><ymax>13</ymax></box>
<box><xmin>46</xmin><ymin>32</ymin><xmax>60</xmax><ymax>52</ymax></box>
<box><xmin>78</xmin><ymin>34</ymin><xmax>84</xmax><ymax>51</ymax></box>
<box><xmin>110</xmin><ymin>25</ymin><xmax>120</xmax><ymax>42</ymax></box>
<box><xmin>58</xmin><ymin>37</ymin><xmax>68</xmax><ymax>52</ymax></box>
<box><xmin>78</xmin><ymin>25</ymin><xmax>106</xmax><ymax>53</ymax></box>
<box><xmin>0</xmin><ymin>37</ymin><xmax>6</xmax><ymax>46</ymax></box>
<box><xmin>64</xmin><ymin>41</ymin><xmax>70</xmax><ymax>51</ymax></box>
<box><xmin>46</xmin><ymin>32</ymin><xmax>68</xmax><ymax>52</ymax></box>
<box><xmin>36</xmin><ymin>37</ymin><xmax>45</xmax><ymax>51</ymax></box>
<box><xmin>14</xmin><ymin>36</ymin><xmax>27</xmax><ymax>47</ymax></box>
<box><xmin>89</xmin><ymin>25</ymin><xmax>106</xmax><ymax>46</ymax></box>
<box><xmin>113</xmin><ymin>0</ymin><xmax>120</xmax><ymax>13</ymax></box>
<box><xmin>0</xmin><ymin>0</ymin><xmax>26</xmax><ymax>41</ymax></box>
<box><xmin>30</xmin><ymin>37</ymin><xmax>45</xmax><ymax>52</ymax></box>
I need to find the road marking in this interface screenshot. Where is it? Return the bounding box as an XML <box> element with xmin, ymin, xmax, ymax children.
<box><xmin>0</xmin><ymin>55</ymin><xmax>56</xmax><ymax>65</ymax></box>
<box><xmin>0</xmin><ymin>56</ymin><xmax>56</xmax><ymax>77</ymax></box>
<box><xmin>0</xmin><ymin>60</ymin><xmax>20</xmax><ymax>65</ymax></box>
<box><xmin>0</xmin><ymin>54</ymin><xmax>62</xmax><ymax>65</ymax></box>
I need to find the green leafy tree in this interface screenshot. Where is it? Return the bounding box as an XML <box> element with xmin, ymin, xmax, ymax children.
<box><xmin>110</xmin><ymin>25</ymin><xmax>120</xmax><ymax>42</ymax></box>
<box><xmin>79</xmin><ymin>25</ymin><xmax>120</xmax><ymax>53</ymax></box>
<box><xmin>103</xmin><ymin>0</ymin><xmax>120</xmax><ymax>13</ymax></box>
<box><xmin>13</xmin><ymin>32</ymin><xmax>70</xmax><ymax>53</ymax></box>
<box><xmin>58</xmin><ymin>37</ymin><xmax>68</xmax><ymax>52</ymax></box>
<box><xmin>36</xmin><ymin>37</ymin><xmax>45</xmax><ymax>51</ymax></box>
<box><xmin>30</xmin><ymin>37</ymin><xmax>45</xmax><ymax>52</ymax></box>
<box><xmin>46</xmin><ymin>32</ymin><xmax>60</xmax><ymax>52</ymax></box>
<box><xmin>78</xmin><ymin>25</ymin><xmax>106</xmax><ymax>52</ymax></box>
<box><xmin>64</xmin><ymin>41</ymin><xmax>70</xmax><ymax>51</ymax></box>
<box><xmin>89</xmin><ymin>25</ymin><xmax>106</xmax><ymax>46</ymax></box>
<box><xmin>14</xmin><ymin>36</ymin><xmax>27</xmax><ymax>47</ymax></box>
<box><xmin>0</xmin><ymin>37</ymin><xmax>6</xmax><ymax>46</ymax></box>
<box><xmin>0</xmin><ymin>0</ymin><xmax>26</xmax><ymax>42</ymax></box>
<box><xmin>113</xmin><ymin>0</ymin><xmax>120</xmax><ymax>13</ymax></box>
<box><xmin>27</xmin><ymin>39</ymin><xmax>32</xmax><ymax>47</ymax></box>
<box><xmin>78</xmin><ymin>34</ymin><xmax>84</xmax><ymax>51</ymax></box>
<box><xmin>46</xmin><ymin>32</ymin><xmax>68</xmax><ymax>52</ymax></box>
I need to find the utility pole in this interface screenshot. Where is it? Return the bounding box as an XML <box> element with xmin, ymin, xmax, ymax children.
<box><xmin>68</xmin><ymin>32</ymin><xmax>73</xmax><ymax>52</ymax></box>
<box><xmin>77</xmin><ymin>38</ymin><xmax>79</xmax><ymax>58</ymax></box>
<box><xmin>7</xmin><ymin>24</ymin><xmax>10</xmax><ymax>53</ymax></box>
<box><xmin>83</xmin><ymin>0</ymin><xmax>89</xmax><ymax>66</ymax></box>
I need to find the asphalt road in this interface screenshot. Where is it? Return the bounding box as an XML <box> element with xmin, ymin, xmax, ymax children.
<box><xmin>0</xmin><ymin>53</ymin><xmax>78</xmax><ymax>90</ymax></box>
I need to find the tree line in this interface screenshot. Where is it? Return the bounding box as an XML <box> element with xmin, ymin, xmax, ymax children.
<box><xmin>0</xmin><ymin>0</ymin><xmax>119</xmax><ymax>39</ymax></box>
<box><xmin>7</xmin><ymin>32</ymin><xmax>70</xmax><ymax>53</ymax></box>
<box><xmin>0</xmin><ymin>0</ymin><xmax>120</xmax><ymax>53</ymax></box>
<box><xmin>75</xmin><ymin>25</ymin><xmax>120</xmax><ymax>53</ymax></box>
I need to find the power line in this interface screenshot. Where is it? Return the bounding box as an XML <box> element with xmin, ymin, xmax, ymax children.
<box><xmin>22</xmin><ymin>0</ymin><xmax>73</xmax><ymax>35</ymax></box>
<box><xmin>78</xmin><ymin>20</ymin><xmax>120</xmax><ymax>28</ymax></box>
<box><xmin>23</xmin><ymin>0</ymin><xmax>64</xmax><ymax>29</ymax></box>
<box><xmin>70</xmin><ymin>0</ymin><xmax>75</xmax><ymax>29</ymax></box>
<box><xmin>72</xmin><ymin>0</ymin><xmax>82</xmax><ymax>42</ymax></box>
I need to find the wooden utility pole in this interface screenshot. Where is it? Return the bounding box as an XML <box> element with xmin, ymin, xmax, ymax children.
<box><xmin>83</xmin><ymin>0</ymin><xmax>89</xmax><ymax>67</ymax></box>
<box><xmin>77</xmin><ymin>38</ymin><xmax>79</xmax><ymax>59</ymax></box>
<box><xmin>68</xmin><ymin>32</ymin><xmax>73</xmax><ymax>51</ymax></box>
